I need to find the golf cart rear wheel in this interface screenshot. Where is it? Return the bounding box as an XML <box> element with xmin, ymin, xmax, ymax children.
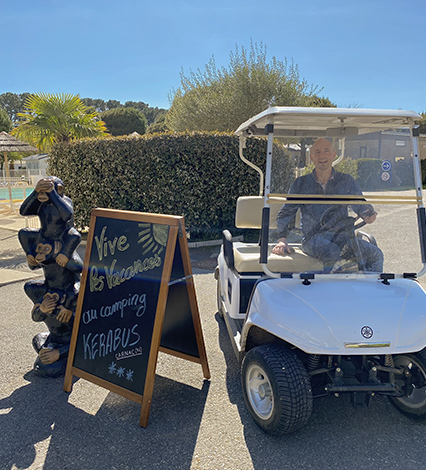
<box><xmin>389</xmin><ymin>350</ymin><xmax>426</xmax><ymax>420</ymax></box>
<box><xmin>241</xmin><ymin>344</ymin><xmax>313</xmax><ymax>435</ymax></box>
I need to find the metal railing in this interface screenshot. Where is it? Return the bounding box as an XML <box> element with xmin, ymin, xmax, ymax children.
<box><xmin>0</xmin><ymin>169</ymin><xmax>47</xmax><ymax>185</ymax></box>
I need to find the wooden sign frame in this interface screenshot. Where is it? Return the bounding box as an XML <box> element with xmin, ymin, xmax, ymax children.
<box><xmin>64</xmin><ymin>208</ymin><xmax>210</xmax><ymax>427</ymax></box>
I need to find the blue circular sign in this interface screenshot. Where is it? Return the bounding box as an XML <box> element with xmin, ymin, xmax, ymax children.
<box><xmin>382</xmin><ymin>160</ymin><xmax>392</xmax><ymax>172</ymax></box>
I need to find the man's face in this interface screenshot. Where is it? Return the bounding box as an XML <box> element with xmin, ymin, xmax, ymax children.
<box><xmin>310</xmin><ymin>139</ymin><xmax>336</xmax><ymax>171</ymax></box>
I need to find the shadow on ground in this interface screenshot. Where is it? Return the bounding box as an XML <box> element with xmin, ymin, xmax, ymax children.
<box><xmin>0</xmin><ymin>371</ymin><xmax>209</xmax><ymax>470</ymax></box>
<box><xmin>215</xmin><ymin>311</ymin><xmax>426</xmax><ymax>470</ymax></box>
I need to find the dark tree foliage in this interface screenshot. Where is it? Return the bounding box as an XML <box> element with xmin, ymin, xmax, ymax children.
<box><xmin>0</xmin><ymin>107</ymin><xmax>12</xmax><ymax>132</ymax></box>
<box><xmin>79</xmin><ymin>98</ymin><xmax>109</xmax><ymax>113</ymax></box>
<box><xmin>81</xmin><ymin>97</ymin><xmax>166</xmax><ymax>125</ymax></box>
<box><xmin>418</xmin><ymin>112</ymin><xmax>426</xmax><ymax>134</ymax></box>
<box><xmin>0</xmin><ymin>93</ymin><xmax>167</xmax><ymax>129</ymax></box>
<box><xmin>0</xmin><ymin>92</ymin><xmax>31</xmax><ymax>124</ymax></box>
<box><xmin>101</xmin><ymin>107</ymin><xmax>148</xmax><ymax>136</ymax></box>
<box><xmin>124</xmin><ymin>101</ymin><xmax>165</xmax><ymax>126</ymax></box>
<box><xmin>123</xmin><ymin>100</ymin><xmax>148</xmax><ymax>111</ymax></box>
<box><xmin>106</xmin><ymin>99</ymin><xmax>122</xmax><ymax>110</ymax></box>
<box><xmin>146</xmin><ymin>113</ymin><xmax>169</xmax><ymax>133</ymax></box>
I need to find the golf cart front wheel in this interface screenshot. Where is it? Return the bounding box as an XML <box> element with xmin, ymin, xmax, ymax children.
<box><xmin>389</xmin><ymin>350</ymin><xmax>426</xmax><ymax>420</ymax></box>
<box><xmin>241</xmin><ymin>344</ymin><xmax>313</xmax><ymax>435</ymax></box>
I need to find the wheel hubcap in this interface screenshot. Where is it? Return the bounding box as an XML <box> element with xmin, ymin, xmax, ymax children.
<box><xmin>245</xmin><ymin>364</ymin><xmax>273</xmax><ymax>420</ymax></box>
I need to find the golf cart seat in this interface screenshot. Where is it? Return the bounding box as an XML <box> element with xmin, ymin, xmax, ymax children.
<box><xmin>232</xmin><ymin>241</ymin><xmax>323</xmax><ymax>273</ymax></box>
<box><xmin>224</xmin><ymin>196</ymin><xmax>323</xmax><ymax>274</ymax></box>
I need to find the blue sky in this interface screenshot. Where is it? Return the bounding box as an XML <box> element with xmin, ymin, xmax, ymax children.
<box><xmin>1</xmin><ymin>0</ymin><xmax>425</xmax><ymax>113</ymax></box>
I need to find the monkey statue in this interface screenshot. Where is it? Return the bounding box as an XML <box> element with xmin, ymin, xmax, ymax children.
<box><xmin>18</xmin><ymin>177</ymin><xmax>82</xmax><ymax>377</ymax></box>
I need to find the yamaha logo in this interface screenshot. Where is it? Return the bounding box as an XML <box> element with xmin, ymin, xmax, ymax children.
<box><xmin>361</xmin><ymin>326</ymin><xmax>373</xmax><ymax>339</ymax></box>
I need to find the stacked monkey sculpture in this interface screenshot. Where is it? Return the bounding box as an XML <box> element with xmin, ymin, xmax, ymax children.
<box><xmin>19</xmin><ymin>177</ymin><xmax>82</xmax><ymax>377</ymax></box>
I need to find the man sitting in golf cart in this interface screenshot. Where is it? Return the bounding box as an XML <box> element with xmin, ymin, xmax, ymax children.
<box><xmin>272</xmin><ymin>138</ymin><xmax>384</xmax><ymax>273</ymax></box>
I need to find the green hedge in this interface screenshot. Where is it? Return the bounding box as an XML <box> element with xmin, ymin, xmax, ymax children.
<box><xmin>303</xmin><ymin>159</ymin><xmax>358</xmax><ymax>180</ymax></box>
<box><xmin>357</xmin><ymin>158</ymin><xmax>415</xmax><ymax>189</ymax></box>
<box><xmin>303</xmin><ymin>158</ymin><xmax>397</xmax><ymax>190</ymax></box>
<box><xmin>355</xmin><ymin>158</ymin><xmax>383</xmax><ymax>190</ymax></box>
<box><xmin>48</xmin><ymin>132</ymin><xmax>294</xmax><ymax>238</ymax></box>
<box><xmin>422</xmin><ymin>159</ymin><xmax>426</xmax><ymax>186</ymax></box>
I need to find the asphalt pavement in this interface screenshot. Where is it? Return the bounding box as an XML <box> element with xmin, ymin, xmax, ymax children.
<box><xmin>2</xmin><ymin>213</ymin><xmax>426</xmax><ymax>470</ymax></box>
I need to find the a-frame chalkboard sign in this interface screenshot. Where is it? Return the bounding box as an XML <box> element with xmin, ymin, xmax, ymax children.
<box><xmin>64</xmin><ymin>208</ymin><xmax>210</xmax><ymax>427</ymax></box>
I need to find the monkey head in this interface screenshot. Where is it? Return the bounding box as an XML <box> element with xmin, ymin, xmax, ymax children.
<box><xmin>34</xmin><ymin>240</ymin><xmax>62</xmax><ymax>264</ymax></box>
<box><xmin>36</xmin><ymin>177</ymin><xmax>64</xmax><ymax>203</ymax></box>
<box><xmin>35</xmin><ymin>243</ymin><xmax>53</xmax><ymax>263</ymax></box>
<box><xmin>39</xmin><ymin>290</ymin><xmax>67</xmax><ymax>316</ymax></box>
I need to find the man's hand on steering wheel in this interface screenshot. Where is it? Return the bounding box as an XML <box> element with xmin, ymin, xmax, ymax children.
<box><xmin>272</xmin><ymin>237</ymin><xmax>294</xmax><ymax>255</ymax></box>
<box><xmin>361</xmin><ymin>209</ymin><xmax>377</xmax><ymax>224</ymax></box>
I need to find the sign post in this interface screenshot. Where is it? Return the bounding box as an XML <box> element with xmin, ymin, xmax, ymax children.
<box><xmin>64</xmin><ymin>208</ymin><xmax>210</xmax><ymax>427</ymax></box>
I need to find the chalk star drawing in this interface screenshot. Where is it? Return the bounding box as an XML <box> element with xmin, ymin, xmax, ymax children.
<box><xmin>126</xmin><ymin>369</ymin><xmax>134</xmax><ymax>381</ymax></box>
<box><xmin>108</xmin><ymin>362</ymin><xmax>117</xmax><ymax>374</ymax></box>
<box><xmin>116</xmin><ymin>366</ymin><xmax>125</xmax><ymax>378</ymax></box>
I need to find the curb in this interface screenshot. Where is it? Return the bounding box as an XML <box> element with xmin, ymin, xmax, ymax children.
<box><xmin>187</xmin><ymin>235</ymin><xmax>242</xmax><ymax>249</ymax></box>
<box><xmin>0</xmin><ymin>268</ymin><xmax>42</xmax><ymax>287</ymax></box>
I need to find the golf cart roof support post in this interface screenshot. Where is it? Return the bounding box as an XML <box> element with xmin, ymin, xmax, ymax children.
<box><xmin>410</xmin><ymin>124</ymin><xmax>424</xmax><ymax>208</ymax></box>
<box><xmin>260</xmin><ymin>206</ymin><xmax>270</xmax><ymax>264</ymax></box>
<box><xmin>260</xmin><ymin>122</ymin><xmax>279</xmax><ymax>278</ymax></box>
<box><xmin>264</xmin><ymin>122</ymin><xmax>274</xmax><ymax>204</ymax></box>
<box><xmin>409</xmin><ymin>122</ymin><xmax>426</xmax><ymax>277</ymax></box>
<box><xmin>416</xmin><ymin>208</ymin><xmax>426</xmax><ymax>267</ymax></box>
<box><xmin>239</xmin><ymin>136</ymin><xmax>264</xmax><ymax>196</ymax></box>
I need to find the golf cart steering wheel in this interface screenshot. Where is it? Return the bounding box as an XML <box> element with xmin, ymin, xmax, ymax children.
<box><xmin>319</xmin><ymin>206</ymin><xmax>367</xmax><ymax>233</ymax></box>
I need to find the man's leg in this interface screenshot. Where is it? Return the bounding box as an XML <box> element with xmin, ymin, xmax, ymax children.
<box><xmin>357</xmin><ymin>238</ymin><xmax>384</xmax><ymax>272</ymax></box>
<box><xmin>303</xmin><ymin>233</ymin><xmax>342</xmax><ymax>272</ymax></box>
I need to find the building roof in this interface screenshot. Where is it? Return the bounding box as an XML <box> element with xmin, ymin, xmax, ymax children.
<box><xmin>22</xmin><ymin>153</ymin><xmax>49</xmax><ymax>161</ymax></box>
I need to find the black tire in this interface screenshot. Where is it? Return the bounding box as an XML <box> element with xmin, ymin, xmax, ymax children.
<box><xmin>389</xmin><ymin>350</ymin><xmax>426</xmax><ymax>420</ymax></box>
<box><xmin>241</xmin><ymin>344</ymin><xmax>313</xmax><ymax>435</ymax></box>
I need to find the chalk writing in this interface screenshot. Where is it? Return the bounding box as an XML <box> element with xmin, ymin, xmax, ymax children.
<box><xmin>94</xmin><ymin>226</ymin><xmax>130</xmax><ymax>261</ymax></box>
<box><xmin>83</xmin><ymin>324</ymin><xmax>141</xmax><ymax>360</ymax></box>
<box><xmin>104</xmin><ymin>255</ymin><xmax>162</xmax><ymax>290</ymax></box>
<box><xmin>82</xmin><ymin>308</ymin><xmax>98</xmax><ymax>325</ymax></box>
<box><xmin>90</xmin><ymin>265</ymin><xmax>104</xmax><ymax>292</ymax></box>
<box><xmin>70</xmin><ymin>212</ymin><xmax>184</xmax><ymax>403</ymax></box>
<box><xmin>82</xmin><ymin>293</ymin><xmax>146</xmax><ymax>325</ymax></box>
<box><xmin>116</xmin><ymin>347</ymin><xmax>143</xmax><ymax>361</ymax></box>
<box><xmin>89</xmin><ymin>255</ymin><xmax>162</xmax><ymax>293</ymax></box>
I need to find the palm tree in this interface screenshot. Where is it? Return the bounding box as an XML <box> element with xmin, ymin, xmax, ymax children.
<box><xmin>12</xmin><ymin>93</ymin><xmax>108</xmax><ymax>151</ymax></box>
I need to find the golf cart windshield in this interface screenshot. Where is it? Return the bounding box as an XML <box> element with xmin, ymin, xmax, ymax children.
<box><xmin>235</xmin><ymin>108</ymin><xmax>424</xmax><ymax>277</ymax></box>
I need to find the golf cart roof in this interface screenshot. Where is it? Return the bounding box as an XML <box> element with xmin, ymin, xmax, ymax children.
<box><xmin>235</xmin><ymin>107</ymin><xmax>422</xmax><ymax>138</ymax></box>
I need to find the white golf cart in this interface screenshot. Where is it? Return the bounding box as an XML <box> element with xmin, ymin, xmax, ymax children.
<box><xmin>215</xmin><ymin>107</ymin><xmax>426</xmax><ymax>435</ymax></box>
